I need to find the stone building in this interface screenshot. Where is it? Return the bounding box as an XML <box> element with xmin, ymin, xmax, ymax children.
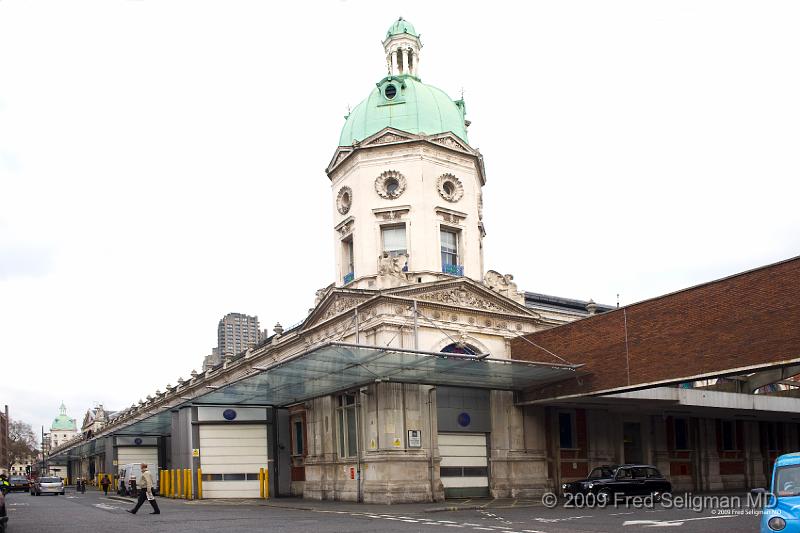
<box><xmin>49</xmin><ymin>403</ymin><xmax>78</xmax><ymax>449</ymax></box>
<box><xmin>47</xmin><ymin>19</ymin><xmax>800</xmax><ymax>505</ymax></box>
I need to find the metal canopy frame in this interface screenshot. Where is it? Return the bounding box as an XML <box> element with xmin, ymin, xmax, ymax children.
<box><xmin>49</xmin><ymin>342</ymin><xmax>582</xmax><ymax>458</ymax></box>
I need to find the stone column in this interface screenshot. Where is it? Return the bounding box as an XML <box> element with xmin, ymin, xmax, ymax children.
<box><xmin>743</xmin><ymin>420</ymin><xmax>766</xmax><ymax>489</ymax></box>
<box><xmin>651</xmin><ymin>415</ymin><xmax>671</xmax><ymax>479</ymax></box>
<box><xmin>697</xmin><ymin>418</ymin><xmax>723</xmax><ymax>491</ymax></box>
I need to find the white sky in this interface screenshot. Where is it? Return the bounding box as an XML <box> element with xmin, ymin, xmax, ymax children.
<box><xmin>1</xmin><ymin>1</ymin><xmax>798</xmax><ymax>440</ymax></box>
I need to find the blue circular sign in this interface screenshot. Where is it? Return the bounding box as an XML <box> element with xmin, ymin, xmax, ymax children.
<box><xmin>457</xmin><ymin>412</ymin><xmax>471</xmax><ymax>427</ymax></box>
<box><xmin>134</xmin><ymin>438</ymin><xmax>143</xmax><ymax>445</ymax></box>
<box><xmin>222</xmin><ymin>409</ymin><xmax>237</xmax><ymax>421</ymax></box>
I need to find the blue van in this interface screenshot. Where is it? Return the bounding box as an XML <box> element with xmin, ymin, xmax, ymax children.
<box><xmin>754</xmin><ymin>452</ymin><xmax>800</xmax><ymax>532</ymax></box>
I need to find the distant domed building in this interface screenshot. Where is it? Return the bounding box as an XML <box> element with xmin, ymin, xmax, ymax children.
<box><xmin>49</xmin><ymin>403</ymin><xmax>78</xmax><ymax>449</ymax></box>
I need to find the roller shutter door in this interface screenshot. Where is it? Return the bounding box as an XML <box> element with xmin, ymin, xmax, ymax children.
<box><xmin>439</xmin><ymin>433</ymin><xmax>489</xmax><ymax>498</ymax></box>
<box><xmin>199</xmin><ymin>425</ymin><xmax>268</xmax><ymax>498</ymax></box>
<box><xmin>117</xmin><ymin>447</ymin><xmax>159</xmax><ymax>472</ymax></box>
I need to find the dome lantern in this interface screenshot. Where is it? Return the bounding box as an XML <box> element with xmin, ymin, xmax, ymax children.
<box><xmin>383</xmin><ymin>17</ymin><xmax>421</xmax><ymax>78</ymax></box>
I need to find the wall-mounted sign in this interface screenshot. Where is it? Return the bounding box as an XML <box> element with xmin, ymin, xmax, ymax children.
<box><xmin>408</xmin><ymin>430</ymin><xmax>422</xmax><ymax>448</ymax></box>
<box><xmin>192</xmin><ymin>449</ymin><xmax>200</xmax><ymax>457</ymax></box>
<box><xmin>134</xmin><ymin>437</ymin><xmax>143</xmax><ymax>445</ymax></box>
<box><xmin>392</xmin><ymin>438</ymin><xmax>402</xmax><ymax>448</ymax></box>
<box><xmin>457</xmin><ymin>412</ymin><xmax>471</xmax><ymax>427</ymax></box>
<box><xmin>222</xmin><ymin>409</ymin><xmax>237</xmax><ymax>421</ymax></box>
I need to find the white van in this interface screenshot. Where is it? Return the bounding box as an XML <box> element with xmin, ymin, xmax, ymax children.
<box><xmin>117</xmin><ymin>463</ymin><xmax>159</xmax><ymax>496</ymax></box>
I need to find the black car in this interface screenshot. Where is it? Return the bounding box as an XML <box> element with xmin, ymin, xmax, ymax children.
<box><xmin>7</xmin><ymin>476</ymin><xmax>30</xmax><ymax>493</ymax></box>
<box><xmin>562</xmin><ymin>464</ymin><xmax>671</xmax><ymax>504</ymax></box>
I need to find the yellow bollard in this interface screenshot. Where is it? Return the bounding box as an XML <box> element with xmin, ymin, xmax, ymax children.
<box><xmin>259</xmin><ymin>468</ymin><xmax>264</xmax><ymax>498</ymax></box>
<box><xmin>264</xmin><ymin>467</ymin><xmax>269</xmax><ymax>499</ymax></box>
<box><xmin>197</xmin><ymin>468</ymin><xmax>202</xmax><ymax>500</ymax></box>
<box><xmin>183</xmin><ymin>469</ymin><xmax>188</xmax><ymax>500</ymax></box>
<box><xmin>170</xmin><ymin>469</ymin><xmax>175</xmax><ymax>498</ymax></box>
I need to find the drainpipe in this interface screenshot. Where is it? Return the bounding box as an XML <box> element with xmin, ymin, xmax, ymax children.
<box><xmin>413</xmin><ymin>301</ymin><xmax>419</xmax><ymax>350</ymax></box>
<box><xmin>428</xmin><ymin>386</ymin><xmax>436</xmax><ymax>501</ymax></box>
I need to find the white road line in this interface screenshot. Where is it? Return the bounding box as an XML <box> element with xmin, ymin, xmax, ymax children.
<box><xmin>623</xmin><ymin>515</ymin><xmax>738</xmax><ymax>527</ymax></box>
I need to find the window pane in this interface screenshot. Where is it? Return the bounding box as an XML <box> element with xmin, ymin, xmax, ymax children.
<box><xmin>338</xmin><ymin>410</ymin><xmax>345</xmax><ymax>456</ymax></box>
<box><xmin>675</xmin><ymin>419</ymin><xmax>689</xmax><ymax>450</ymax></box>
<box><xmin>294</xmin><ymin>420</ymin><xmax>304</xmax><ymax>455</ymax></box>
<box><xmin>558</xmin><ymin>413</ymin><xmax>573</xmax><ymax>448</ymax></box>
<box><xmin>440</xmin><ymin>230</ymin><xmax>457</xmax><ymax>252</ymax></box>
<box><xmin>346</xmin><ymin>408</ymin><xmax>358</xmax><ymax>457</ymax></box>
<box><xmin>382</xmin><ymin>227</ymin><xmax>406</xmax><ymax>255</ymax></box>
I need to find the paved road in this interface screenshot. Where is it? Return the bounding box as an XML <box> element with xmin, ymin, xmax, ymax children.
<box><xmin>3</xmin><ymin>488</ymin><xmax>760</xmax><ymax>532</ymax></box>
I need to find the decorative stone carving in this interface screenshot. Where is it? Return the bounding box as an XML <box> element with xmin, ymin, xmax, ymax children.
<box><xmin>321</xmin><ymin>297</ymin><xmax>362</xmax><ymax>320</ymax></box>
<box><xmin>377</xmin><ymin>252</ymin><xmax>408</xmax><ymax>278</ymax></box>
<box><xmin>431</xmin><ymin>135</ymin><xmax>468</xmax><ymax>153</ymax></box>
<box><xmin>484</xmin><ymin>270</ymin><xmax>525</xmax><ymax>304</ymax></box>
<box><xmin>373</xmin><ymin>206</ymin><xmax>410</xmax><ymax>221</ymax></box>
<box><xmin>478</xmin><ymin>191</ymin><xmax>484</xmax><ymax>220</ymax></box>
<box><xmin>435</xmin><ymin>207</ymin><xmax>467</xmax><ymax>225</ymax></box>
<box><xmin>335</xmin><ymin>217</ymin><xmax>354</xmax><ymax>237</ymax></box>
<box><xmin>336</xmin><ymin>186</ymin><xmax>353</xmax><ymax>215</ymax></box>
<box><xmin>417</xmin><ymin>288</ymin><xmax>504</xmax><ymax>312</ymax></box>
<box><xmin>437</xmin><ymin>173</ymin><xmax>464</xmax><ymax>203</ymax></box>
<box><xmin>375</xmin><ymin>170</ymin><xmax>407</xmax><ymax>199</ymax></box>
<box><xmin>370</xmin><ymin>132</ymin><xmax>407</xmax><ymax>145</ymax></box>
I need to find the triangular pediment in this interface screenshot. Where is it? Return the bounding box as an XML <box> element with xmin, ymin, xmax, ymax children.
<box><xmin>326</xmin><ymin>146</ymin><xmax>355</xmax><ymax>174</ymax></box>
<box><xmin>361</xmin><ymin>127</ymin><xmax>417</xmax><ymax>147</ymax></box>
<box><xmin>428</xmin><ymin>132</ymin><xmax>473</xmax><ymax>154</ymax></box>
<box><xmin>387</xmin><ymin>278</ymin><xmax>538</xmax><ymax>317</ymax></box>
<box><xmin>303</xmin><ymin>290</ymin><xmax>378</xmax><ymax>329</ymax></box>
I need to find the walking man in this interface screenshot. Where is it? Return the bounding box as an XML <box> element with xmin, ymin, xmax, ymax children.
<box><xmin>100</xmin><ymin>474</ymin><xmax>111</xmax><ymax>496</ymax></box>
<box><xmin>127</xmin><ymin>463</ymin><xmax>160</xmax><ymax>515</ymax></box>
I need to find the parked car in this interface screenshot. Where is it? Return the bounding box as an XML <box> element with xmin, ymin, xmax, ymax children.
<box><xmin>117</xmin><ymin>464</ymin><xmax>159</xmax><ymax>496</ymax></box>
<box><xmin>30</xmin><ymin>477</ymin><xmax>65</xmax><ymax>496</ymax></box>
<box><xmin>753</xmin><ymin>452</ymin><xmax>800</xmax><ymax>533</ymax></box>
<box><xmin>0</xmin><ymin>489</ymin><xmax>7</xmax><ymax>533</ymax></box>
<box><xmin>7</xmin><ymin>476</ymin><xmax>30</xmax><ymax>493</ymax></box>
<box><xmin>562</xmin><ymin>464</ymin><xmax>672</xmax><ymax>504</ymax></box>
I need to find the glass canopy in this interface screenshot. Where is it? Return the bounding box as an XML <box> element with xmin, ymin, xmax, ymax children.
<box><xmin>50</xmin><ymin>343</ymin><xmax>582</xmax><ymax>453</ymax></box>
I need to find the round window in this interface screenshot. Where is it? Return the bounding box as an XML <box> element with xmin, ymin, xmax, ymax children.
<box><xmin>375</xmin><ymin>171</ymin><xmax>407</xmax><ymax>199</ymax></box>
<box><xmin>384</xmin><ymin>84</ymin><xmax>397</xmax><ymax>100</ymax></box>
<box><xmin>336</xmin><ymin>186</ymin><xmax>353</xmax><ymax>215</ymax></box>
<box><xmin>437</xmin><ymin>173</ymin><xmax>464</xmax><ymax>202</ymax></box>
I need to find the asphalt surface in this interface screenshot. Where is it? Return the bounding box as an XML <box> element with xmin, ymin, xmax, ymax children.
<box><xmin>3</xmin><ymin>488</ymin><xmax>761</xmax><ymax>532</ymax></box>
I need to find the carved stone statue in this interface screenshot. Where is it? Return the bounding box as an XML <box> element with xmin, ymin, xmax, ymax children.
<box><xmin>484</xmin><ymin>270</ymin><xmax>524</xmax><ymax>304</ymax></box>
<box><xmin>378</xmin><ymin>252</ymin><xmax>408</xmax><ymax>277</ymax></box>
<box><xmin>376</xmin><ymin>252</ymin><xmax>409</xmax><ymax>288</ymax></box>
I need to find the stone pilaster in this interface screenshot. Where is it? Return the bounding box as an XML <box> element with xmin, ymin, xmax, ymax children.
<box><xmin>488</xmin><ymin>392</ymin><xmax>550</xmax><ymax>498</ymax></box>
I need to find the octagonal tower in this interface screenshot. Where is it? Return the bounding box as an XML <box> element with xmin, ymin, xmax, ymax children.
<box><xmin>327</xmin><ymin>18</ymin><xmax>486</xmax><ymax>289</ymax></box>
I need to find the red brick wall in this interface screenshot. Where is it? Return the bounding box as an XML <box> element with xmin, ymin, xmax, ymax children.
<box><xmin>513</xmin><ymin>257</ymin><xmax>800</xmax><ymax>401</ymax></box>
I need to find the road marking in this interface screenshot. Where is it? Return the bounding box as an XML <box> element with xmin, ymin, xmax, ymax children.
<box><xmin>623</xmin><ymin>515</ymin><xmax>738</xmax><ymax>527</ymax></box>
<box><xmin>94</xmin><ymin>503</ymin><xmax>120</xmax><ymax>510</ymax></box>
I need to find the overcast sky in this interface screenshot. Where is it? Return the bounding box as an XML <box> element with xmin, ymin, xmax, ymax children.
<box><xmin>1</xmin><ymin>1</ymin><xmax>798</xmax><ymax>440</ymax></box>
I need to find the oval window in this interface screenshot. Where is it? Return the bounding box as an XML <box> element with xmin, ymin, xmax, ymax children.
<box><xmin>384</xmin><ymin>84</ymin><xmax>397</xmax><ymax>100</ymax></box>
<box><xmin>443</xmin><ymin>181</ymin><xmax>454</xmax><ymax>196</ymax></box>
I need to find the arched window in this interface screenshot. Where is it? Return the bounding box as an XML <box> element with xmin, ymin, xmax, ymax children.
<box><xmin>441</xmin><ymin>343</ymin><xmax>478</xmax><ymax>355</ymax></box>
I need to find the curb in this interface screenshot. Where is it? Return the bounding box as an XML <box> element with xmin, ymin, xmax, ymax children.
<box><xmin>424</xmin><ymin>504</ymin><xmax>486</xmax><ymax>513</ymax></box>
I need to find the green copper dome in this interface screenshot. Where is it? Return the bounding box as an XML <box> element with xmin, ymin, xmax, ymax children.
<box><xmin>386</xmin><ymin>17</ymin><xmax>417</xmax><ymax>38</ymax></box>
<box><xmin>51</xmin><ymin>402</ymin><xmax>77</xmax><ymax>431</ymax></box>
<box><xmin>339</xmin><ymin>76</ymin><xmax>468</xmax><ymax>146</ymax></box>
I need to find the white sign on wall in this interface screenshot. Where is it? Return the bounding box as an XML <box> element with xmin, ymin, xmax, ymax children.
<box><xmin>408</xmin><ymin>430</ymin><xmax>422</xmax><ymax>448</ymax></box>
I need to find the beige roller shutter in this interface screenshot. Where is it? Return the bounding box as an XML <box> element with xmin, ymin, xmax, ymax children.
<box><xmin>199</xmin><ymin>425</ymin><xmax>268</xmax><ymax>498</ymax></box>
<box><xmin>438</xmin><ymin>433</ymin><xmax>489</xmax><ymax>498</ymax></box>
